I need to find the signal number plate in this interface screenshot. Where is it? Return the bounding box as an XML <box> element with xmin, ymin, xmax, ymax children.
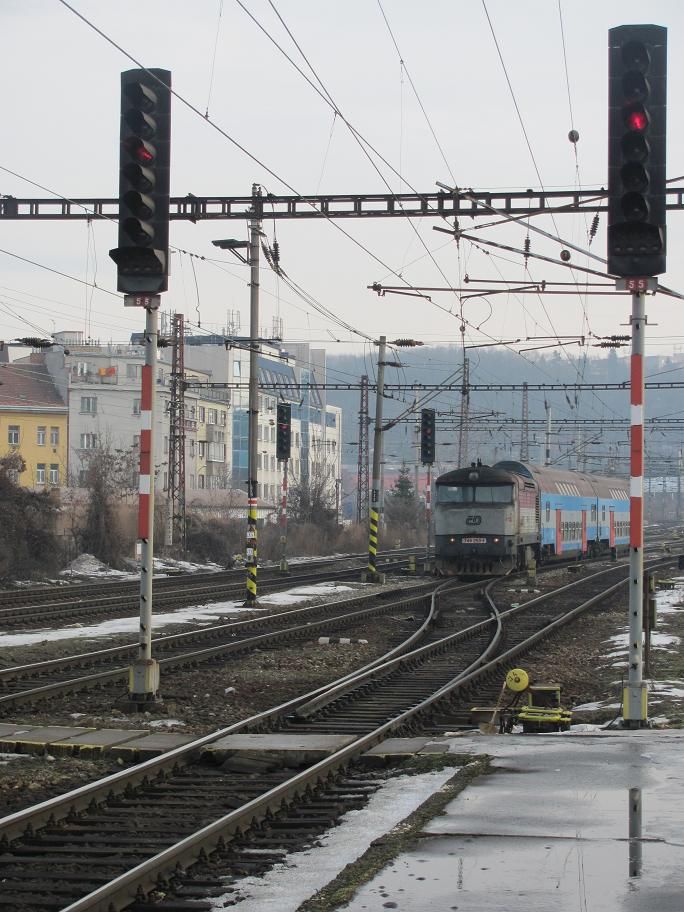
<box><xmin>462</xmin><ymin>536</ymin><xmax>486</xmax><ymax>544</ymax></box>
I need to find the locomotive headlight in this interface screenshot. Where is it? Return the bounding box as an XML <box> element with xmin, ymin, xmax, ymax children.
<box><xmin>493</xmin><ymin>537</ymin><xmax>500</xmax><ymax>543</ymax></box>
<box><xmin>449</xmin><ymin>537</ymin><xmax>455</xmax><ymax>543</ymax></box>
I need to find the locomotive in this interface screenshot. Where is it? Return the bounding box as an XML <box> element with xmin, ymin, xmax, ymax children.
<box><xmin>434</xmin><ymin>460</ymin><xmax>629</xmax><ymax>576</ymax></box>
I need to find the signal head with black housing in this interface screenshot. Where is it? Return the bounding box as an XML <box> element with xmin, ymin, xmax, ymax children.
<box><xmin>276</xmin><ymin>402</ymin><xmax>292</xmax><ymax>461</ymax></box>
<box><xmin>420</xmin><ymin>407</ymin><xmax>436</xmax><ymax>465</ymax></box>
<box><xmin>607</xmin><ymin>24</ymin><xmax>667</xmax><ymax>277</ymax></box>
<box><xmin>110</xmin><ymin>68</ymin><xmax>172</xmax><ymax>294</ymax></box>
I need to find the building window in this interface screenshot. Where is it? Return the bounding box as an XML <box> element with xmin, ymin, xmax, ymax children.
<box><xmin>80</xmin><ymin>433</ymin><xmax>98</xmax><ymax>450</ymax></box>
<box><xmin>207</xmin><ymin>408</ymin><xmax>217</xmax><ymax>425</ymax></box>
<box><xmin>198</xmin><ymin>406</ymin><xmax>206</xmax><ymax>422</ymax></box>
<box><xmin>75</xmin><ymin>361</ymin><xmax>89</xmax><ymax>376</ymax></box>
<box><xmin>8</xmin><ymin>425</ymin><xmax>19</xmax><ymax>446</ymax></box>
<box><xmin>50</xmin><ymin>426</ymin><xmax>59</xmax><ymax>446</ymax></box>
<box><xmin>36</xmin><ymin>463</ymin><xmax>46</xmax><ymax>484</ymax></box>
<box><xmin>49</xmin><ymin>464</ymin><xmax>59</xmax><ymax>485</ymax></box>
<box><xmin>220</xmin><ymin>410</ymin><xmax>227</xmax><ymax>426</ymax></box>
<box><xmin>126</xmin><ymin>363</ymin><xmax>140</xmax><ymax>379</ymax></box>
<box><xmin>271</xmin><ymin>456</ymin><xmax>275</xmax><ymax>472</ymax></box>
<box><xmin>133</xmin><ymin>398</ymin><xmax>141</xmax><ymax>415</ymax></box>
<box><xmin>80</xmin><ymin>396</ymin><xmax>97</xmax><ymax>414</ymax></box>
<box><xmin>199</xmin><ymin>441</ymin><xmax>206</xmax><ymax>458</ymax></box>
<box><xmin>233</xmin><ymin>361</ymin><xmax>241</xmax><ymax>377</ymax></box>
<box><xmin>133</xmin><ymin>435</ymin><xmax>140</xmax><ymax>448</ymax></box>
<box><xmin>189</xmin><ymin>439</ymin><xmax>196</xmax><ymax>456</ymax></box>
<box><xmin>164</xmin><ymin>436</ymin><xmax>168</xmax><ymax>454</ymax></box>
<box><xmin>198</xmin><ymin>475</ymin><xmax>205</xmax><ymax>489</ymax></box>
<box><xmin>37</xmin><ymin>426</ymin><xmax>46</xmax><ymax>445</ymax></box>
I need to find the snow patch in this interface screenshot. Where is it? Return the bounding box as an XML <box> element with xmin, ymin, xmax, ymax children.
<box><xmin>210</xmin><ymin>767</ymin><xmax>457</xmax><ymax>912</ymax></box>
<box><xmin>145</xmin><ymin>719</ymin><xmax>186</xmax><ymax>728</ymax></box>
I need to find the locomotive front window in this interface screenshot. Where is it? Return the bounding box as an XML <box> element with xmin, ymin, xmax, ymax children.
<box><xmin>437</xmin><ymin>485</ymin><xmax>470</xmax><ymax>503</ymax></box>
<box><xmin>474</xmin><ymin>485</ymin><xmax>513</xmax><ymax>503</ymax></box>
<box><xmin>437</xmin><ymin>484</ymin><xmax>513</xmax><ymax>504</ymax></box>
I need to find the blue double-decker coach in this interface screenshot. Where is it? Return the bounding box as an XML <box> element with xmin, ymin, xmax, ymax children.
<box><xmin>434</xmin><ymin>460</ymin><xmax>629</xmax><ymax>576</ymax></box>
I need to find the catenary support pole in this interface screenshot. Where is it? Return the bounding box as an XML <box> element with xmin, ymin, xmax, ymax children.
<box><xmin>245</xmin><ymin>186</ymin><xmax>262</xmax><ymax>605</ymax></box>
<box><xmin>129</xmin><ymin>300</ymin><xmax>161</xmax><ymax>702</ymax></box>
<box><xmin>623</xmin><ymin>290</ymin><xmax>647</xmax><ymax>726</ymax></box>
<box><xmin>367</xmin><ymin>336</ymin><xmax>387</xmax><ymax>582</ymax></box>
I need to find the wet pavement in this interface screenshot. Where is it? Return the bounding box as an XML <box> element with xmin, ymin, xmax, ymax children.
<box><xmin>341</xmin><ymin>731</ymin><xmax>684</xmax><ymax>912</ymax></box>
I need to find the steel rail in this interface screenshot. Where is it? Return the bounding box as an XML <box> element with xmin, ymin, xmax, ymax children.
<box><xmin>2</xmin><ymin>559</ymin><xmax>674</xmax><ymax>910</ymax></box>
<box><xmin>0</xmin><ymin>583</ymin><xmax>439</xmax><ymax>710</ymax></box>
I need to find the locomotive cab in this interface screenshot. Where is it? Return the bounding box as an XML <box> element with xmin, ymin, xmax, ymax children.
<box><xmin>434</xmin><ymin>463</ymin><xmax>538</xmax><ymax>575</ymax></box>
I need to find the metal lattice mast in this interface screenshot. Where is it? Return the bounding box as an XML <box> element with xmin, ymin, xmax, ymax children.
<box><xmin>357</xmin><ymin>374</ymin><xmax>370</xmax><ymax>524</ymax></box>
<box><xmin>520</xmin><ymin>381</ymin><xmax>529</xmax><ymax>462</ymax></box>
<box><xmin>167</xmin><ymin>313</ymin><xmax>186</xmax><ymax>551</ymax></box>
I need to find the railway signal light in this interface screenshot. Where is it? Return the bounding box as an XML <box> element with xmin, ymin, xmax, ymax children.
<box><xmin>110</xmin><ymin>68</ymin><xmax>172</xmax><ymax>294</ymax></box>
<box><xmin>420</xmin><ymin>408</ymin><xmax>435</xmax><ymax>465</ymax></box>
<box><xmin>276</xmin><ymin>402</ymin><xmax>292</xmax><ymax>461</ymax></box>
<box><xmin>607</xmin><ymin>25</ymin><xmax>667</xmax><ymax>277</ymax></box>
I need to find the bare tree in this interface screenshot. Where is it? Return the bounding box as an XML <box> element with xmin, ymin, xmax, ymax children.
<box><xmin>0</xmin><ymin>453</ymin><xmax>61</xmax><ymax>580</ymax></box>
<box><xmin>288</xmin><ymin>453</ymin><xmax>337</xmax><ymax>527</ymax></box>
<box><xmin>79</xmin><ymin>442</ymin><xmax>138</xmax><ymax>567</ymax></box>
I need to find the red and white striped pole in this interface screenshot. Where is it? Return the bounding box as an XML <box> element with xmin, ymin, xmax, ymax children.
<box><xmin>624</xmin><ymin>289</ymin><xmax>647</xmax><ymax>726</ymax></box>
<box><xmin>425</xmin><ymin>463</ymin><xmax>432</xmax><ymax>563</ymax></box>
<box><xmin>279</xmin><ymin>458</ymin><xmax>289</xmax><ymax>572</ymax></box>
<box><xmin>130</xmin><ymin>301</ymin><xmax>161</xmax><ymax>702</ymax></box>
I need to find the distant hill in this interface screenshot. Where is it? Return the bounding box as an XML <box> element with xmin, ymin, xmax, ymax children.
<box><xmin>326</xmin><ymin>344</ymin><xmax>684</xmax><ymax>477</ymax></box>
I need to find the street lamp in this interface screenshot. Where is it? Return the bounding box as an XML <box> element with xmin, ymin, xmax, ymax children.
<box><xmin>212</xmin><ymin>238</ymin><xmax>249</xmax><ymax>262</ymax></box>
<box><xmin>212</xmin><ymin>185</ymin><xmax>263</xmax><ymax>605</ymax></box>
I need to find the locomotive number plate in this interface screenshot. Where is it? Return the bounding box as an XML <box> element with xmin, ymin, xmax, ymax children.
<box><xmin>462</xmin><ymin>536</ymin><xmax>486</xmax><ymax>544</ymax></box>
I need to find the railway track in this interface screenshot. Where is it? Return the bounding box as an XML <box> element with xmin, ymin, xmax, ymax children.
<box><xmin>0</xmin><ymin>580</ymin><xmax>439</xmax><ymax>712</ymax></box>
<box><xmin>0</xmin><ymin>549</ymin><xmax>423</xmax><ymax>607</ymax></box>
<box><xmin>2</xmin><ymin>554</ymin><xmax>674</xmax><ymax>911</ymax></box>
<box><xmin>0</xmin><ymin>550</ymin><xmax>420</xmax><ymax>629</ymax></box>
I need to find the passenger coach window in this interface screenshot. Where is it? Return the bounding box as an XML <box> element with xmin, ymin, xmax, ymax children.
<box><xmin>545</xmin><ymin>503</ymin><xmax>550</xmax><ymax>521</ymax></box>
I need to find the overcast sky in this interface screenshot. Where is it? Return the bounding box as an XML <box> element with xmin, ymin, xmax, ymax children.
<box><xmin>2</xmin><ymin>0</ymin><xmax>684</xmax><ymax>367</ymax></box>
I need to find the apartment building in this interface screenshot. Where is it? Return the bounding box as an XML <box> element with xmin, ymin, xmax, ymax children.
<box><xmin>45</xmin><ymin>331</ymin><xmax>231</xmax><ymax>493</ymax></box>
<box><xmin>0</xmin><ymin>352</ymin><xmax>68</xmax><ymax>490</ymax></box>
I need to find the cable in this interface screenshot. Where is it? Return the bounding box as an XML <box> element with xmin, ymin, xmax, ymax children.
<box><xmin>0</xmin><ymin>246</ymin><xmax>118</xmax><ymax>297</ymax></box>
<box><xmin>204</xmin><ymin>0</ymin><xmax>224</xmax><ymax>119</ymax></box>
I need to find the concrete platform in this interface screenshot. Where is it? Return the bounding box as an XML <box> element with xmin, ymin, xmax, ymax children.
<box><xmin>0</xmin><ymin>722</ymin><xmax>193</xmax><ymax>759</ymax></box>
<box><xmin>3</xmin><ymin>725</ymin><xmax>95</xmax><ymax>754</ymax></box>
<box><xmin>364</xmin><ymin>737</ymin><xmax>450</xmax><ymax>759</ymax></box>
<box><xmin>108</xmin><ymin>732</ymin><xmax>196</xmax><ymax>761</ymax></box>
<box><xmin>342</xmin><ymin>730</ymin><xmax>684</xmax><ymax>912</ymax></box>
<box><xmin>204</xmin><ymin>733</ymin><xmax>357</xmax><ymax>766</ymax></box>
<box><xmin>49</xmin><ymin>728</ymin><xmax>149</xmax><ymax>758</ymax></box>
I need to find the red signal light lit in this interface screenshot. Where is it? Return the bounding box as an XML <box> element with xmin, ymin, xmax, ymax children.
<box><xmin>626</xmin><ymin>109</ymin><xmax>648</xmax><ymax>131</ymax></box>
<box><xmin>125</xmin><ymin>137</ymin><xmax>155</xmax><ymax>164</ymax></box>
